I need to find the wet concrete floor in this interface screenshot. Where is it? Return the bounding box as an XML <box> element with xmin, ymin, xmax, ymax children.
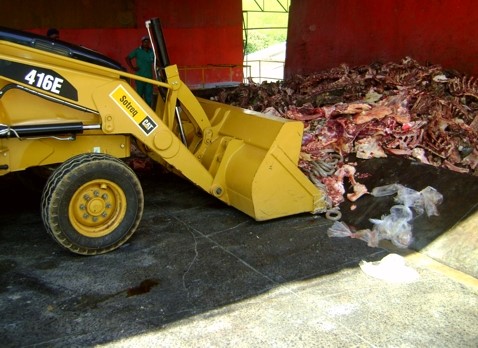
<box><xmin>0</xmin><ymin>157</ymin><xmax>477</xmax><ymax>347</ymax></box>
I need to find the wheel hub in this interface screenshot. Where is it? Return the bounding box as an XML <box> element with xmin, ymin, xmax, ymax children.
<box><xmin>69</xmin><ymin>180</ymin><xmax>126</xmax><ymax>237</ymax></box>
<box><xmin>87</xmin><ymin>198</ymin><xmax>106</xmax><ymax>216</ymax></box>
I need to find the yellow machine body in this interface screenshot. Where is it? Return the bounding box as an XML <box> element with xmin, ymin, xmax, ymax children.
<box><xmin>0</xmin><ymin>29</ymin><xmax>327</xmax><ymax>222</ymax></box>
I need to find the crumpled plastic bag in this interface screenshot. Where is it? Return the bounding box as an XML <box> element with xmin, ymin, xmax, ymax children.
<box><xmin>371</xmin><ymin>184</ymin><xmax>443</xmax><ymax>217</ymax></box>
<box><xmin>327</xmin><ymin>184</ymin><xmax>443</xmax><ymax>248</ymax></box>
<box><xmin>370</xmin><ymin>183</ymin><xmax>401</xmax><ymax>197</ymax></box>
<box><xmin>327</xmin><ymin>209</ymin><xmax>412</xmax><ymax>248</ymax></box>
<box><xmin>418</xmin><ymin>186</ymin><xmax>443</xmax><ymax>217</ymax></box>
<box><xmin>327</xmin><ymin>221</ymin><xmax>379</xmax><ymax>247</ymax></box>
<box><xmin>327</xmin><ymin>221</ymin><xmax>353</xmax><ymax>238</ymax></box>
<box><xmin>359</xmin><ymin>253</ymin><xmax>419</xmax><ymax>283</ymax></box>
<box><xmin>369</xmin><ymin>205</ymin><xmax>413</xmax><ymax>248</ymax></box>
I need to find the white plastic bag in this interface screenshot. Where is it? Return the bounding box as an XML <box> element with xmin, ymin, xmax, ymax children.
<box><xmin>420</xmin><ymin>186</ymin><xmax>443</xmax><ymax>217</ymax></box>
<box><xmin>326</xmin><ymin>184</ymin><xmax>442</xmax><ymax>249</ymax></box>
<box><xmin>327</xmin><ymin>221</ymin><xmax>353</xmax><ymax>238</ymax></box>
<box><xmin>372</xmin><ymin>184</ymin><xmax>443</xmax><ymax>217</ymax></box>
<box><xmin>327</xmin><ymin>221</ymin><xmax>379</xmax><ymax>247</ymax></box>
<box><xmin>370</xmin><ymin>183</ymin><xmax>400</xmax><ymax>197</ymax></box>
<box><xmin>359</xmin><ymin>254</ymin><xmax>419</xmax><ymax>283</ymax></box>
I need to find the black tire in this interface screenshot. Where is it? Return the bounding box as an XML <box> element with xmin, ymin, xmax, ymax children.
<box><xmin>41</xmin><ymin>153</ymin><xmax>144</xmax><ymax>255</ymax></box>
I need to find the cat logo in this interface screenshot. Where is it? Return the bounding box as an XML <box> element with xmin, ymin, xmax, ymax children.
<box><xmin>109</xmin><ymin>85</ymin><xmax>157</xmax><ymax>135</ymax></box>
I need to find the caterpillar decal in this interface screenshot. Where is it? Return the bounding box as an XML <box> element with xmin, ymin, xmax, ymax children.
<box><xmin>109</xmin><ymin>85</ymin><xmax>157</xmax><ymax>135</ymax></box>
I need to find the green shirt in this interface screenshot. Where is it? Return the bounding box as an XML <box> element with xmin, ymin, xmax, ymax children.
<box><xmin>127</xmin><ymin>47</ymin><xmax>154</xmax><ymax>78</ymax></box>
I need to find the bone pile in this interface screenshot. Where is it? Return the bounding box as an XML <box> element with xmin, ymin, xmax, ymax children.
<box><xmin>214</xmin><ymin>57</ymin><xmax>478</xmax><ymax>207</ymax></box>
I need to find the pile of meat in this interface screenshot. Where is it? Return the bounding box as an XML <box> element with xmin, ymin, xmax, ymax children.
<box><xmin>213</xmin><ymin>57</ymin><xmax>478</xmax><ymax>207</ymax></box>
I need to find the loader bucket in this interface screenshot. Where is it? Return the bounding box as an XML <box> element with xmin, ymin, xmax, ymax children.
<box><xmin>143</xmin><ymin>17</ymin><xmax>327</xmax><ymax>220</ymax></box>
<box><xmin>195</xmin><ymin>98</ymin><xmax>328</xmax><ymax>220</ymax></box>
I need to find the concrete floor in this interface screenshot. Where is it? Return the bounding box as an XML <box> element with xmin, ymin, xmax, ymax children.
<box><xmin>0</xmin><ymin>157</ymin><xmax>477</xmax><ymax>347</ymax></box>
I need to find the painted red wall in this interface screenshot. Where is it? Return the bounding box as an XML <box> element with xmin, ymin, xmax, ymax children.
<box><xmin>285</xmin><ymin>0</ymin><xmax>478</xmax><ymax>78</ymax></box>
<box><xmin>29</xmin><ymin>0</ymin><xmax>243</xmax><ymax>87</ymax></box>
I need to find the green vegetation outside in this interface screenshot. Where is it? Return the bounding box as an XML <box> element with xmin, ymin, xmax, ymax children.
<box><xmin>242</xmin><ymin>0</ymin><xmax>290</xmax><ymax>54</ymax></box>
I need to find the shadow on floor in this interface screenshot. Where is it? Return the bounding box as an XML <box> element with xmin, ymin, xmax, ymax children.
<box><xmin>0</xmin><ymin>156</ymin><xmax>476</xmax><ymax>346</ymax></box>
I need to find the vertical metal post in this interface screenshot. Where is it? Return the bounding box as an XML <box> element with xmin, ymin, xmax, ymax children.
<box><xmin>145</xmin><ymin>18</ymin><xmax>187</xmax><ymax>146</ymax></box>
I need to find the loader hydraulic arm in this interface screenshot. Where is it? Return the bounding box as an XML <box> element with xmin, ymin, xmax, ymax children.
<box><xmin>90</xmin><ymin>18</ymin><xmax>328</xmax><ymax>220</ymax></box>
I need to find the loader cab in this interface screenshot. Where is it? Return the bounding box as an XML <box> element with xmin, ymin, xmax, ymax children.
<box><xmin>0</xmin><ymin>26</ymin><xmax>125</xmax><ymax>71</ymax></box>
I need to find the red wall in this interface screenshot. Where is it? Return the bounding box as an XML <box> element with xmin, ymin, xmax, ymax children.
<box><xmin>29</xmin><ymin>0</ymin><xmax>243</xmax><ymax>87</ymax></box>
<box><xmin>285</xmin><ymin>0</ymin><xmax>478</xmax><ymax>78</ymax></box>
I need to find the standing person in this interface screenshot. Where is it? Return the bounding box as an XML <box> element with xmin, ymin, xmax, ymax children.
<box><xmin>125</xmin><ymin>36</ymin><xmax>154</xmax><ymax>106</ymax></box>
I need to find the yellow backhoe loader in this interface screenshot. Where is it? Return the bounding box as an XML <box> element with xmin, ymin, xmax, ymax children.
<box><xmin>0</xmin><ymin>18</ymin><xmax>328</xmax><ymax>255</ymax></box>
